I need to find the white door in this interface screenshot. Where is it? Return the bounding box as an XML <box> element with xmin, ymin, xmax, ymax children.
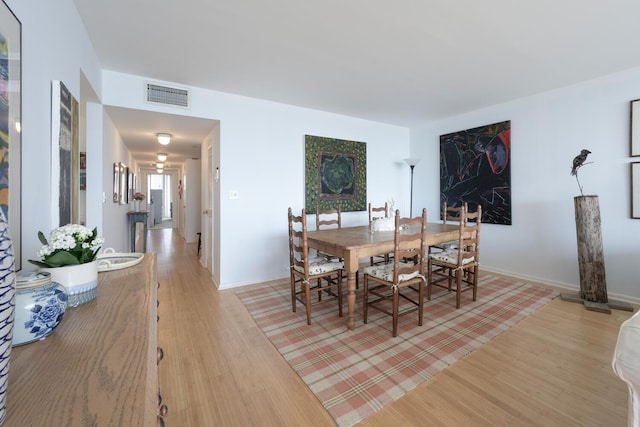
<box><xmin>204</xmin><ymin>145</ymin><xmax>213</xmax><ymax>274</ymax></box>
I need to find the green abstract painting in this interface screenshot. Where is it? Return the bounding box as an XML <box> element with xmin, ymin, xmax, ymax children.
<box><xmin>305</xmin><ymin>135</ymin><xmax>366</xmax><ymax>213</ymax></box>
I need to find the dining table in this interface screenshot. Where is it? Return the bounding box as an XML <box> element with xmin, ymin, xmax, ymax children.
<box><xmin>306</xmin><ymin>222</ymin><xmax>460</xmax><ymax>330</ymax></box>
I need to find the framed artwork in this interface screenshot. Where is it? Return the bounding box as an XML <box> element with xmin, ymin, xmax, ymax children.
<box><xmin>113</xmin><ymin>162</ymin><xmax>119</xmax><ymax>203</ymax></box>
<box><xmin>128</xmin><ymin>169</ymin><xmax>134</xmax><ymax>201</ymax></box>
<box><xmin>631</xmin><ymin>162</ymin><xmax>640</xmax><ymax>218</ymax></box>
<box><xmin>304</xmin><ymin>135</ymin><xmax>366</xmax><ymax>213</ymax></box>
<box><xmin>79</xmin><ymin>151</ymin><xmax>86</xmax><ymax>190</ymax></box>
<box><xmin>0</xmin><ymin>1</ymin><xmax>21</xmax><ymax>269</ymax></box>
<box><xmin>440</xmin><ymin>120</ymin><xmax>511</xmax><ymax>225</ymax></box>
<box><xmin>51</xmin><ymin>80</ymin><xmax>79</xmax><ymax>226</ymax></box>
<box><xmin>119</xmin><ymin>162</ymin><xmax>127</xmax><ymax>204</ymax></box>
<box><xmin>631</xmin><ymin>99</ymin><xmax>640</xmax><ymax>156</ymax></box>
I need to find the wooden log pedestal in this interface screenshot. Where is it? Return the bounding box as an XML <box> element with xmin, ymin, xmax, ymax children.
<box><xmin>561</xmin><ymin>195</ymin><xmax>633</xmax><ymax>313</ymax></box>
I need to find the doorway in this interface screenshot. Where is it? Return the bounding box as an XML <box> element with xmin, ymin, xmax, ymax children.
<box><xmin>148</xmin><ymin>173</ymin><xmax>173</xmax><ymax>229</ymax></box>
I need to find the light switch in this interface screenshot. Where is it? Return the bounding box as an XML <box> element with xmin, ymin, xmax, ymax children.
<box><xmin>229</xmin><ymin>191</ymin><xmax>239</xmax><ymax>199</ymax></box>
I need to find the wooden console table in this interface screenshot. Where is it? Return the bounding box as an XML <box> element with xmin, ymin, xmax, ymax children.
<box><xmin>4</xmin><ymin>254</ymin><xmax>162</xmax><ymax>426</ymax></box>
<box><xmin>128</xmin><ymin>210</ymin><xmax>149</xmax><ymax>252</ymax></box>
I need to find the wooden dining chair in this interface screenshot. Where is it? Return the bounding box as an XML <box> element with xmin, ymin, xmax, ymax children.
<box><xmin>315</xmin><ymin>203</ymin><xmax>359</xmax><ymax>288</ymax></box>
<box><xmin>363</xmin><ymin>208</ymin><xmax>427</xmax><ymax>337</ymax></box>
<box><xmin>368</xmin><ymin>202</ymin><xmax>391</xmax><ymax>266</ymax></box>
<box><xmin>315</xmin><ymin>204</ymin><xmax>341</xmax><ymax>260</ymax></box>
<box><xmin>288</xmin><ymin>207</ymin><xmax>343</xmax><ymax>325</ymax></box>
<box><xmin>428</xmin><ymin>202</ymin><xmax>467</xmax><ymax>254</ymax></box>
<box><xmin>427</xmin><ymin>205</ymin><xmax>482</xmax><ymax>309</ymax></box>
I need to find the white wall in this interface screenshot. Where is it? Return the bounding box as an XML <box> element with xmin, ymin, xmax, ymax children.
<box><xmin>411</xmin><ymin>67</ymin><xmax>640</xmax><ymax>302</ymax></box>
<box><xmin>6</xmin><ymin>0</ymin><xmax>104</xmax><ymax>270</ymax></box>
<box><xmin>100</xmin><ymin>112</ymin><xmax>134</xmax><ymax>253</ymax></box>
<box><xmin>102</xmin><ymin>71</ymin><xmax>411</xmax><ymax>288</ymax></box>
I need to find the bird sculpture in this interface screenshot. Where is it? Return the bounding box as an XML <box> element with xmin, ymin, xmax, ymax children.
<box><xmin>571</xmin><ymin>149</ymin><xmax>591</xmax><ymax>176</ymax></box>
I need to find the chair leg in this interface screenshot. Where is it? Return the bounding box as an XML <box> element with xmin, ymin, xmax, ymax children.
<box><xmin>472</xmin><ymin>265</ymin><xmax>478</xmax><ymax>302</ymax></box>
<box><xmin>290</xmin><ymin>272</ymin><xmax>297</xmax><ymax>313</ymax></box>
<box><xmin>337</xmin><ymin>271</ymin><xmax>343</xmax><ymax>317</ymax></box>
<box><xmin>305</xmin><ymin>281</ymin><xmax>312</xmax><ymax>325</ymax></box>
<box><xmin>455</xmin><ymin>269</ymin><xmax>462</xmax><ymax>309</ymax></box>
<box><xmin>426</xmin><ymin>259</ymin><xmax>432</xmax><ymax>301</ymax></box>
<box><xmin>363</xmin><ymin>275</ymin><xmax>369</xmax><ymax>324</ymax></box>
<box><xmin>418</xmin><ymin>281</ymin><xmax>424</xmax><ymax>326</ymax></box>
<box><xmin>392</xmin><ymin>289</ymin><xmax>399</xmax><ymax>337</ymax></box>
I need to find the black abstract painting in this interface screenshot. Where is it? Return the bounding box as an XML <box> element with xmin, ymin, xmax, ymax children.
<box><xmin>440</xmin><ymin>121</ymin><xmax>511</xmax><ymax>225</ymax></box>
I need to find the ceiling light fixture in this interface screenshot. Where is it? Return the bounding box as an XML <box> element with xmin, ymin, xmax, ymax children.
<box><xmin>157</xmin><ymin>153</ymin><xmax>167</xmax><ymax>161</ymax></box>
<box><xmin>157</xmin><ymin>168</ymin><xmax>163</xmax><ymax>174</ymax></box>
<box><xmin>156</xmin><ymin>163</ymin><xmax>164</xmax><ymax>169</ymax></box>
<box><xmin>157</xmin><ymin>133</ymin><xmax>171</xmax><ymax>145</ymax></box>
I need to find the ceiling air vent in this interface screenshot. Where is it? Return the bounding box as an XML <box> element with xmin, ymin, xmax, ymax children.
<box><xmin>145</xmin><ymin>82</ymin><xmax>190</xmax><ymax>108</ymax></box>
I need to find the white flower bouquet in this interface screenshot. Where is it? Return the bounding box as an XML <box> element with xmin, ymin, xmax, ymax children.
<box><xmin>28</xmin><ymin>224</ymin><xmax>104</xmax><ymax>268</ymax></box>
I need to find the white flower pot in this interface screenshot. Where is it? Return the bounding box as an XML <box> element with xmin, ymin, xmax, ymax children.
<box><xmin>134</xmin><ymin>200</ymin><xmax>141</xmax><ymax>211</ymax></box>
<box><xmin>40</xmin><ymin>260</ymin><xmax>98</xmax><ymax>307</ymax></box>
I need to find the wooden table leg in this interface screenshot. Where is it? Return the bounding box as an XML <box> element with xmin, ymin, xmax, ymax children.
<box><xmin>344</xmin><ymin>254</ymin><xmax>358</xmax><ymax>330</ymax></box>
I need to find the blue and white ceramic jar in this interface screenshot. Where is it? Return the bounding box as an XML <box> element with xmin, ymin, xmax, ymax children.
<box><xmin>13</xmin><ymin>272</ymin><xmax>67</xmax><ymax>347</ymax></box>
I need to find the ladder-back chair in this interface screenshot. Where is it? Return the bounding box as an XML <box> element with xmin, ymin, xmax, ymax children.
<box><xmin>363</xmin><ymin>208</ymin><xmax>427</xmax><ymax>337</ymax></box>
<box><xmin>427</xmin><ymin>205</ymin><xmax>481</xmax><ymax>308</ymax></box>
<box><xmin>368</xmin><ymin>202</ymin><xmax>391</xmax><ymax>266</ymax></box>
<box><xmin>288</xmin><ymin>207</ymin><xmax>343</xmax><ymax>325</ymax></box>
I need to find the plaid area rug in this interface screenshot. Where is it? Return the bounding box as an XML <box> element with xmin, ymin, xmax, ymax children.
<box><xmin>236</xmin><ymin>275</ymin><xmax>558</xmax><ymax>427</ymax></box>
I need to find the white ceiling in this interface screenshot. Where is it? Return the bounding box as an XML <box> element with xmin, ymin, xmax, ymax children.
<box><xmin>103</xmin><ymin>105</ymin><xmax>217</xmax><ymax>167</ymax></box>
<box><xmin>74</xmin><ymin>0</ymin><xmax>640</xmax><ymax>163</ymax></box>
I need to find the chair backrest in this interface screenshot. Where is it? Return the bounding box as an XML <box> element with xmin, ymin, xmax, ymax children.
<box><xmin>316</xmin><ymin>204</ymin><xmax>341</xmax><ymax>230</ymax></box>
<box><xmin>453</xmin><ymin>205</ymin><xmax>482</xmax><ymax>266</ymax></box>
<box><xmin>441</xmin><ymin>202</ymin><xmax>467</xmax><ymax>224</ymax></box>
<box><xmin>391</xmin><ymin>208</ymin><xmax>427</xmax><ymax>283</ymax></box>
<box><xmin>288</xmin><ymin>207</ymin><xmax>310</xmax><ymax>277</ymax></box>
<box><xmin>368</xmin><ymin>202</ymin><xmax>388</xmax><ymax>224</ymax></box>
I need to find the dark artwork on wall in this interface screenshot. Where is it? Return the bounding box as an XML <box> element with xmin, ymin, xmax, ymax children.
<box><xmin>440</xmin><ymin>120</ymin><xmax>511</xmax><ymax>225</ymax></box>
<box><xmin>79</xmin><ymin>152</ymin><xmax>86</xmax><ymax>191</ymax></box>
<box><xmin>52</xmin><ymin>80</ymin><xmax>79</xmax><ymax>226</ymax></box>
<box><xmin>305</xmin><ymin>135</ymin><xmax>366</xmax><ymax>213</ymax></box>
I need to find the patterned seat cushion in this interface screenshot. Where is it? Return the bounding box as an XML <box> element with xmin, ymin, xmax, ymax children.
<box><xmin>429</xmin><ymin>249</ymin><xmax>475</xmax><ymax>265</ymax></box>
<box><xmin>294</xmin><ymin>257</ymin><xmax>344</xmax><ymax>275</ymax></box>
<box><xmin>435</xmin><ymin>240</ymin><xmax>458</xmax><ymax>250</ymax></box>
<box><xmin>363</xmin><ymin>262</ymin><xmax>422</xmax><ymax>282</ymax></box>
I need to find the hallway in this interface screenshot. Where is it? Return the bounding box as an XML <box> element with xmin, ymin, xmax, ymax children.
<box><xmin>150</xmin><ymin>227</ymin><xmax>335</xmax><ymax>426</ymax></box>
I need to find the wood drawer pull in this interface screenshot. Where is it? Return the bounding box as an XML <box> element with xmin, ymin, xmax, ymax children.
<box><xmin>157</xmin><ymin>415</ymin><xmax>165</xmax><ymax>427</ymax></box>
<box><xmin>158</xmin><ymin>391</ymin><xmax>162</xmax><ymax>406</ymax></box>
<box><xmin>158</xmin><ymin>404</ymin><xmax>168</xmax><ymax>417</ymax></box>
<box><xmin>157</xmin><ymin>347</ymin><xmax>164</xmax><ymax>364</ymax></box>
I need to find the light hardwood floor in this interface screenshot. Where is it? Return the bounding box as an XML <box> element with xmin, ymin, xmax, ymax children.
<box><xmin>152</xmin><ymin>228</ymin><xmax>633</xmax><ymax>426</ymax></box>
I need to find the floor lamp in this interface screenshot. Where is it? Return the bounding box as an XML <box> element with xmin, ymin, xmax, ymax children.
<box><xmin>404</xmin><ymin>158</ymin><xmax>420</xmax><ymax>216</ymax></box>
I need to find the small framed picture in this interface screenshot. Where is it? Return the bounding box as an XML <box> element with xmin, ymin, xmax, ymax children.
<box><xmin>113</xmin><ymin>163</ymin><xmax>119</xmax><ymax>203</ymax></box>
<box><xmin>631</xmin><ymin>99</ymin><xmax>640</xmax><ymax>156</ymax></box>
<box><xmin>631</xmin><ymin>162</ymin><xmax>640</xmax><ymax>218</ymax></box>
